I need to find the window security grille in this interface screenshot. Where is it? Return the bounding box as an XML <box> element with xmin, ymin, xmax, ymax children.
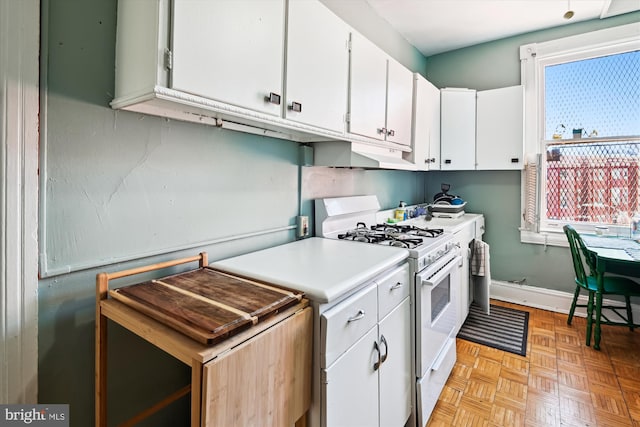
<box><xmin>545</xmin><ymin>141</ymin><xmax>640</xmax><ymax>225</ymax></box>
<box><xmin>542</xmin><ymin>50</ymin><xmax>640</xmax><ymax>227</ymax></box>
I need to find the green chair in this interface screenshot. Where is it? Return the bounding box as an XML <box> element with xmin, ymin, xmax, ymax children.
<box><xmin>563</xmin><ymin>225</ymin><xmax>640</xmax><ymax>350</ymax></box>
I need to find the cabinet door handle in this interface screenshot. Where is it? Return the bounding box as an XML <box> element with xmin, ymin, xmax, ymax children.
<box><xmin>373</xmin><ymin>340</ymin><xmax>381</xmax><ymax>371</ymax></box>
<box><xmin>377</xmin><ymin>127</ymin><xmax>387</xmax><ymax>135</ymax></box>
<box><xmin>430</xmin><ymin>158</ymin><xmax>436</xmax><ymax>163</ymax></box>
<box><xmin>347</xmin><ymin>309</ymin><xmax>365</xmax><ymax>323</ymax></box>
<box><xmin>380</xmin><ymin>335</ymin><xmax>388</xmax><ymax>365</ymax></box>
<box><xmin>511</xmin><ymin>158</ymin><xmax>520</xmax><ymax>163</ymax></box>
<box><xmin>387</xmin><ymin>129</ymin><xmax>395</xmax><ymax>136</ymax></box>
<box><xmin>444</xmin><ymin>159</ymin><xmax>452</xmax><ymax>164</ymax></box>
<box><xmin>265</xmin><ymin>92</ymin><xmax>281</xmax><ymax>105</ymax></box>
<box><xmin>288</xmin><ymin>101</ymin><xmax>302</xmax><ymax>112</ymax></box>
<box><xmin>390</xmin><ymin>281</ymin><xmax>403</xmax><ymax>290</ymax></box>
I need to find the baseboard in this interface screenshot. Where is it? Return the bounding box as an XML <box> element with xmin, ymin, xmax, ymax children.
<box><xmin>490</xmin><ymin>280</ymin><xmax>640</xmax><ymax>320</ymax></box>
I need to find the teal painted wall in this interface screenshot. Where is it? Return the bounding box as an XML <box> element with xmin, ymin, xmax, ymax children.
<box><xmin>424</xmin><ymin>13</ymin><xmax>640</xmax><ymax>291</ymax></box>
<box><xmin>38</xmin><ymin>0</ymin><xmax>638</xmax><ymax>423</ymax></box>
<box><xmin>38</xmin><ymin>0</ymin><xmax>423</xmax><ymax>425</ymax></box>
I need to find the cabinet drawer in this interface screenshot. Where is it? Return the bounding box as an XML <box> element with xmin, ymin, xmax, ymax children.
<box><xmin>376</xmin><ymin>263</ymin><xmax>410</xmax><ymax>319</ymax></box>
<box><xmin>321</xmin><ymin>283</ymin><xmax>378</xmax><ymax>367</ymax></box>
<box><xmin>416</xmin><ymin>337</ymin><xmax>456</xmax><ymax>427</ymax></box>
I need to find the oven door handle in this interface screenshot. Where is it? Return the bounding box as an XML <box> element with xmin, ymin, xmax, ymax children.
<box><xmin>421</xmin><ymin>255</ymin><xmax>461</xmax><ymax>287</ymax></box>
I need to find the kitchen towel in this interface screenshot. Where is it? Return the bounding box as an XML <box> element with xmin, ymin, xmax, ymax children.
<box><xmin>471</xmin><ymin>239</ymin><xmax>490</xmax><ymax>278</ymax></box>
<box><xmin>471</xmin><ymin>239</ymin><xmax>491</xmax><ymax>315</ymax></box>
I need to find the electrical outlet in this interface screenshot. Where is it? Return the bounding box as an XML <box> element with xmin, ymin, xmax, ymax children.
<box><xmin>296</xmin><ymin>215</ymin><xmax>309</xmax><ymax>238</ymax></box>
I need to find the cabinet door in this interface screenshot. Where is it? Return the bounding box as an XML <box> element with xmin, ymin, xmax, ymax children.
<box><xmin>409</xmin><ymin>74</ymin><xmax>441</xmax><ymax>170</ymax></box>
<box><xmin>348</xmin><ymin>32</ymin><xmax>387</xmax><ymax>140</ymax></box>
<box><xmin>385</xmin><ymin>59</ymin><xmax>413</xmax><ymax>146</ymax></box>
<box><xmin>454</xmin><ymin>223</ymin><xmax>475</xmax><ymax>332</ymax></box>
<box><xmin>202</xmin><ymin>308</ymin><xmax>312</xmax><ymax>427</ymax></box>
<box><xmin>324</xmin><ymin>327</ymin><xmax>379</xmax><ymax>427</ymax></box>
<box><xmin>476</xmin><ymin>85</ymin><xmax>524</xmax><ymax>170</ymax></box>
<box><xmin>171</xmin><ymin>0</ymin><xmax>285</xmax><ymax>116</ymax></box>
<box><xmin>378</xmin><ymin>298</ymin><xmax>412</xmax><ymax>427</ymax></box>
<box><xmin>441</xmin><ymin>88</ymin><xmax>476</xmax><ymax>170</ymax></box>
<box><xmin>286</xmin><ymin>0</ymin><xmax>349</xmax><ymax>133</ymax></box>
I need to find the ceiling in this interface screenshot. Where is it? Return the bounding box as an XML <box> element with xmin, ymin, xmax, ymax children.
<box><xmin>366</xmin><ymin>0</ymin><xmax>640</xmax><ymax>56</ymax></box>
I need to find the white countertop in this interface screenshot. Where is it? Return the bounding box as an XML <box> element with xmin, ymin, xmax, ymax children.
<box><xmin>405</xmin><ymin>213</ymin><xmax>483</xmax><ymax>234</ymax></box>
<box><xmin>211</xmin><ymin>237</ymin><xmax>409</xmax><ymax>304</ymax></box>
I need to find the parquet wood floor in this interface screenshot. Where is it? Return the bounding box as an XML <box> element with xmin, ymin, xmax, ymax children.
<box><xmin>427</xmin><ymin>299</ymin><xmax>640</xmax><ymax>427</ymax></box>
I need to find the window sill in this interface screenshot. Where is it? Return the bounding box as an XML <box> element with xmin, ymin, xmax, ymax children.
<box><xmin>520</xmin><ymin>229</ymin><xmax>568</xmax><ymax>247</ymax></box>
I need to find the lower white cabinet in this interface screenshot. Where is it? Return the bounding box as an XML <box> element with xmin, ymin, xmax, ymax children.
<box><xmin>449</xmin><ymin>215</ymin><xmax>487</xmax><ymax>332</ymax></box>
<box><xmin>321</xmin><ymin>263</ymin><xmax>411</xmax><ymax>427</ymax></box>
<box><xmin>324</xmin><ymin>326</ymin><xmax>380</xmax><ymax>427</ymax></box>
<box><xmin>378</xmin><ymin>298</ymin><xmax>412</xmax><ymax>426</ymax></box>
<box><xmin>453</xmin><ymin>221</ymin><xmax>475</xmax><ymax>332</ymax></box>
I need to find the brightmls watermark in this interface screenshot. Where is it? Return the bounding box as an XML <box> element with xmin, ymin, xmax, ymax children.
<box><xmin>0</xmin><ymin>405</ymin><xmax>68</xmax><ymax>426</ymax></box>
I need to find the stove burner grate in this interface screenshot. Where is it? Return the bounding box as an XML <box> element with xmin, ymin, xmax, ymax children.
<box><xmin>370</xmin><ymin>223</ymin><xmax>444</xmax><ymax>238</ymax></box>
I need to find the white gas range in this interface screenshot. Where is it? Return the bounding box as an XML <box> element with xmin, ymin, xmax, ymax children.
<box><xmin>315</xmin><ymin>195</ymin><xmax>462</xmax><ymax>427</ymax></box>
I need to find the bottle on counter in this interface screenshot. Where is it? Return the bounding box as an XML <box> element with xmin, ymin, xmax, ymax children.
<box><xmin>395</xmin><ymin>201</ymin><xmax>407</xmax><ymax>221</ymax></box>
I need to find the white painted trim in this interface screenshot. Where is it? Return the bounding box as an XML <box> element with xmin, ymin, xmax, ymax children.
<box><xmin>0</xmin><ymin>0</ymin><xmax>40</xmax><ymax>404</ymax></box>
<box><xmin>491</xmin><ymin>280</ymin><xmax>640</xmax><ymax>320</ymax></box>
<box><xmin>519</xmin><ymin>23</ymin><xmax>640</xmax><ymax>247</ymax></box>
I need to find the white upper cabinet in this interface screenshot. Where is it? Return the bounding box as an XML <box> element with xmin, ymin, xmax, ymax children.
<box><xmin>440</xmin><ymin>85</ymin><xmax>525</xmax><ymax>171</ymax></box>
<box><xmin>385</xmin><ymin>59</ymin><xmax>414</xmax><ymax>146</ymax></box>
<box><xmin>349</xmin><ymin>32</ymin><xmax>388</xmax><ymax>141</ymax></box>
<box><xmin>405</xmin><ymin>74</ymin><xmax>441</xmax><ymax>170</ymax></box>
<box><xmin>111</xmin><ymin>0</ymin><xmax>416</xmax><ymax>161</ymax></box>
<box><xmin>171</xmin><ymin>0</ymin><xmax>285</xmax><ymax>117</ymax></box>
<box><xmin>348</xmin><ymin>32</ymin><xmax>413</xmax><ymax>146</ymax></box>
<box><xmin>440</xmin><ymin>88</ymin><xmax>477</xmax><ymax>170</ymax></box>
<box><xmin>286</xmin><ymin>0</ymin><xmax>350</xmax><ymax>133</ymax></box>
<box><xmin>476</xmin><ymin>85</ymin><xmax>524</xmax><ymax>170</ymax></box>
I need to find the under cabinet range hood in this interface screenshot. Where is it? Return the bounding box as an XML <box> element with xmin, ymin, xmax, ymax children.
<box><xmin>311</xmin><ymin>141</ymin><xmax>418</xmax><ymax>171</ymax></box>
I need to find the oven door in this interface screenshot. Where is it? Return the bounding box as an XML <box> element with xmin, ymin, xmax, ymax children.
<box><xmin>415</xmin><ymin>251</ymin><xmax>461</xmax><ymax>377</ymax></box>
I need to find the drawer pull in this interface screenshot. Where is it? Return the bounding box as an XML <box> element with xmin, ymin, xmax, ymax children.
<box><xmin>390</xmin><ymin>281</ymin><xmax>403</xmax><ymax>290</ymax></box>
<box><xmin>347</xmin><ymin>310</ymin><xmax>365</xmax><ymax>323</ymax></box>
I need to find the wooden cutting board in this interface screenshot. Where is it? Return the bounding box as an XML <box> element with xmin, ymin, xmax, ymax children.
<box><xmin>109</xmin><ymin>267</ymin><xmax>304</xmax><ymax>345</ymax></box>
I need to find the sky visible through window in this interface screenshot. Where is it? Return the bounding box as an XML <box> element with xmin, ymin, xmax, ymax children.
<box><xmin>544</xmin><ymin>50</ymin><xmax>640</xmax><ymax>140</ymax></box>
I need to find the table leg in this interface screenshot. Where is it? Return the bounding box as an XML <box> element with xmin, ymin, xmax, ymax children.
<box><xmin>594</xmin><ymin>291</ymin><xmax>603</xmax><ymax>350</ymax></box>
<box><xmin>585</xmin><ymin>292</ymin><xmax>594</xmax><ymax>347</ymax></box>
<box><xmin>191</xmin><ymin>361</ymin><xmax>202</xmax><ymax>427</ymax></box>
<box><xmin>96</xmin><ymin>273</ymin><xmax>109</xmax><ymax>427</ymax></box>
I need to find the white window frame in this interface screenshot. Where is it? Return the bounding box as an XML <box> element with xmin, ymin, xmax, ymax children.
<box><xmin>520</xmin><ymin>23</ymin><xmax>640</xmax><ymax>247</ymax></box>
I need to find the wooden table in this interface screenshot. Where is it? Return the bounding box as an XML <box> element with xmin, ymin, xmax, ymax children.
<box><xmin>578</xmin><ymin>234</ymin><xmax>640</xmax><ymax>349</ymax></box>
<box><xmin>95</xmin><ymin>252</ymin><xmax>312</xmax><ymax>427</ymax></box>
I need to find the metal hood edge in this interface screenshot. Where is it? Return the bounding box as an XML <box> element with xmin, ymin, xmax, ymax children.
<box><xmin>311</xmin><ymin>141</ymin><xmax>418</xmax><ymax>171</ymax></box>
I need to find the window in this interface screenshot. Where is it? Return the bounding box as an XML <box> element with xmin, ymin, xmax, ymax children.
<box><xmin>520</xmin><ymin>23</ymin><xmax>640</xmax><ymax>246</ymax></box>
